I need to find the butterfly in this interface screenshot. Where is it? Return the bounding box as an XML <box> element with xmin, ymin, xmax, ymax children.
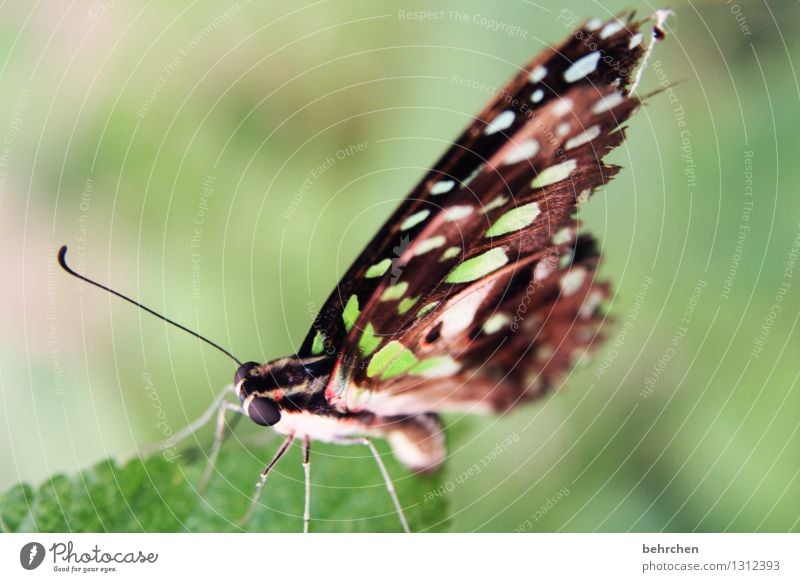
<box><xmin>60</xmin><ymin>9</ymin><xmax>669</xmax><ymax>532</ymax></box>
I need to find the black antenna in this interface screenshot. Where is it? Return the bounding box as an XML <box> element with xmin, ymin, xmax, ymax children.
<box><xmin>58</xmin><ymin>245</ymin><xmax>243</xmax><ymax>366</ymax></box>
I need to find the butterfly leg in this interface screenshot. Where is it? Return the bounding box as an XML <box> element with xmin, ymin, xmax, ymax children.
<box><xmin>302</xmin><ymin>435</ymin><xmax>311</xmax><ymax>534</ymax></box>
<box><xmin>145</xmin><ymin>385</ymin><xmax>246</xmax><ymax>492</ymax></box>
<box><xmin>152</xmin><ymin>384</ymin><xmax>237</xmax><ymax>452</ymax></box>
<box><xmin>239</xmin><ymin>433</ymin><xmax>295</xmax><ymax>526</ymax></box>
<box><xmin>361</xmin><ymin>438</ymin><xmax>410</xmax><ymax>533</ymax></box>
<box><xmin>334</xmin><ymin>437</ymin><xmax>410</xmax><ymax>533</ymax></box>
<box><xmin>199</xmin><ymin>400</ymin><xmax>246</xmax><ymax>492</ymax></box>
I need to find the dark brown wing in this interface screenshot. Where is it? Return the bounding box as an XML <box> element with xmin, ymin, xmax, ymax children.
<box><xmin>295</xmin><ymin>13</ymin><xmax>664</xmax><ymax>413</ymax></box>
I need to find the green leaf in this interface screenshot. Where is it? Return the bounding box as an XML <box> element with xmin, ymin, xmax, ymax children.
<box><xmin>0</xmin><ymin>436</ymin><xmax>450</xmax><ymax>533</ymax></box>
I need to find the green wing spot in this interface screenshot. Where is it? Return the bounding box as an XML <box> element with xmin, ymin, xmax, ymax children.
<box><xmin>397</xmin><ymin>295</ymin><xmax>420</xmax><ymax>315</ymax></box>
<box><xmin>311</xmin><ymin>331</ymin><xmax>326</xmax><ymax>355</ymax></box>
<box><xmin>483</xmin><ymin>313</ymin><xmax>510</xmax><ymax>334</ymax></box>
<box><xmin>445</xmin><ymin>248</ymin><xmax>509</xmax><ymax>284</ymax></box>
<box><xmin>482</xmin><ymin>195</ymin><xmax>508</xmax><ymax>213</ymax></box>
<box><xmin>367</xmin><ymin>341</ymin><xmax>415</xmax><ymax>378</ymax></box>
<box><xmin>400</xmin><ymin>209</ymin><xmax>430</xmax><ymax>231</ymax></box>
<box><xmin>417</xmin><ymin>301</ymin><xmax>439</xmax><ymax>318</ymax></box>
<box><xmin>358</xmin><ymin>323</ymin><xmax>382</xmax><ymax>357</ymax></box>
<box><xmin>365</xmin><ymin>258</ymin><xmax>391</xmax><ymax>278</ymax></box>
<box><xmin>440</xmin><ymin>246</ymin><xmax>461</xmax><ymax>262</ymax></box>
<box><xmin>485</xmin><ymin>202</ymin><xmax>541</xmax><ymax>237</ymax></box>
<box><xmin>342</xmin><ymin>295</ymin><xmax>360</xmax><ymax>332</ymax></box>
<box><xmin>380</xmin><ymin>282</ymin><xmax>408</xmax><ymax>301</ymax></box>
<box><xmin>531</xmin><ymin>159</ymin><xmax>577</xmax><ymax>189</ymax></box>
<box><xmin>381</xmin><ymin>348</ymin><xmax>419</xmax><ymax>380</ymax></box>
<box><xmin>410</xmin><ymin>356</ymin><xmax>460</xmax><ymax>378</ymax></box>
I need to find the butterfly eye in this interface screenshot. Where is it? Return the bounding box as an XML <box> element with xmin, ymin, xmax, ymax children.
<box><xmin>234</xmin><ymin>361</ymin><xmax>260</xmax><ymax>386</ymax></box>
<box><xmin>246</xmin><ymin>397</ymin><xmax>281</xmax><ymax>427</ymax></box>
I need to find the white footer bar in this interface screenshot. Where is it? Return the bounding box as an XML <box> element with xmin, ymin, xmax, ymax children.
<box><xmin>2</xmin><ymin>533</ymin><xmax>797</xmax><ymax>581</ymax></box>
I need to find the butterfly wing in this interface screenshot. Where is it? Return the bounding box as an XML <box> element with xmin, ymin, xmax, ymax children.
<box><xmin>299</xmin><ymin>13</ymin><xmax>662</xmax><ymax>415</ymax></box>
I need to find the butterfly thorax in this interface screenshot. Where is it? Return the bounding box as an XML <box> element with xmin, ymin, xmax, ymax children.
<box><xmin>235</xmin><ymin>356</ymin><xmax>447</xmax><ymax>470</ymax></box>
<box><xmin>236</xmin><ymin>356</ymin><xmax>333</xmax><ymax>411</ymax></box>
<box><xmin>235</xmin><ymin>356</ymin><xmax>377</xmax><ymax>441</ymax></box>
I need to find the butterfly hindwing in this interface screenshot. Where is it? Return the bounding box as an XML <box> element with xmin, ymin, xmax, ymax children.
<box><xmin>299</xmin><ymin>13</ymin><xmax>661</xmax><ymax>414</ymax></box>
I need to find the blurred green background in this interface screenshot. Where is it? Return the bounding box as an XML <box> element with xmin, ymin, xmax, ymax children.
<box><xmin>1</xmin><ymin>0</ymin><xmax>798</xmax><ymax>531</ymax></box>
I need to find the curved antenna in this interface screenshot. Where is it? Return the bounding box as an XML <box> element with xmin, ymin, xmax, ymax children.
<box><xmin>58</xmin><ymin>245</ymin><xmax>243</xmax><ymax>367</ymax></box>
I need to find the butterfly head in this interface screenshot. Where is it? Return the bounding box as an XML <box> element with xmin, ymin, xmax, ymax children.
<box><xmin>234</xmin><ymin>361</ymin><xmax>282</xmax><ymax>426</ymax></box>
<box><xmin>234</xmin><ymin>357</ymin><xmax>334</xmax><ymax>427</ymax></box>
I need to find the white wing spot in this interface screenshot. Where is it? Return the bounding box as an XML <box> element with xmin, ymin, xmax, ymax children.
<box><xmin>438</xmin><ymin>283</ymin><xmax>494</xmax><ymax>338</ymax></box>
<box><xmin>565</xmin><ymin>125</ymin><xmax>602</xmax><ymax>150</ymax></box>
<box><xmin>533</xmin><ymin>258</ymin><xmax>555</xmax><ymax>282</ymax></box>
<box><xmin>484</xmin><ymin>110</ymin><xmax>515</xmax><ymax>136</ymax></box>
<box><xmin>409</xmin><ymin>356</ymin><xmax>460</xmax><ymax>378</ymax></box>
<box><xmin>553</xmin><ymin>97</ymin><xmax>573</xmax><ymax>117</ymax></box>
<box><xmin>462</xmin><ymin>164</ymin><xmax>484</xmax><ymax>189</ymax></box>
<box><xmin>503</xmin><ymin>139</ymin><xmax>540</xmax><ymax>165</ymax></box>
<box><xmin>400</xmin><ymin>209</ymin><xmax>430</xmax><ymax>231</ymax></box>
<box><xmin>592</xmin><ymin>91</ymin><xmax>624</xmax><ymax>114</ymax></box>
<box><xmin>629</xmin><ymin>33</ymin><xmax>643</xmax><ymax>49</ymax></box>
<box><xmin>444</xmin><ymin>205</ymin><xmax>474</xmax><ymax>221</ymax></box>
<box><xmin>530</xmin><ymin>88</ymin><xmax>544</xmax><ymax>103</ymax></box>
<box><xmin>430</xmin><ymin>179</ymin><xmax>455</xmax><ymax>195</ymax></box>
<box><xmin>528</xmin><ymin>65</ymin><xmax>547</xmax><ymax>83</ymax></box>
<box><xmin>536</xmin><ymin>344</ymin><xmax>554</xmax><ymax>362</ymax></box>
<box><xmin>580</xmin><ymin>290</ymin><xmax>605</xmax><ymax>318</ymax></box>
<box><xmin>556</xmin><ymin>122</ymin><xmax>571</xmax><ymax>137</ymax></box>
<box><xmin>585</xmin><ymin>18</ymin><xmax>602</xmax><ymax>31</ymax></box>
<box><xmin>560</xmin><ymin>268</ymin><xmax>587</xmax><ymax>296</ymax></box>
<box><xmin>600</xmin><ymin>20</ymin><xmax>625</xmax><ymax>39</ymax></box>
<box><xmin>414</xmin><ymin>235</ymin><xmax>446</xmax><ymax>256</ymax></box>
<box><xmin>564</xmin><ymin>51</ymin><xmax>601</xmax><ymax>83</ymax></box>
<box><xmin>552</xmin><ymin>226</ymin><xmax>573</xmax><ymax>245</ymax></box>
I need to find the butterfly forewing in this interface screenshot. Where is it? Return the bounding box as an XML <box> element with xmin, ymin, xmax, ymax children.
<box><xmin>299</xmin><ymin>13</ymin><xmax>657</xmax><ymax>414</ymax></box>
